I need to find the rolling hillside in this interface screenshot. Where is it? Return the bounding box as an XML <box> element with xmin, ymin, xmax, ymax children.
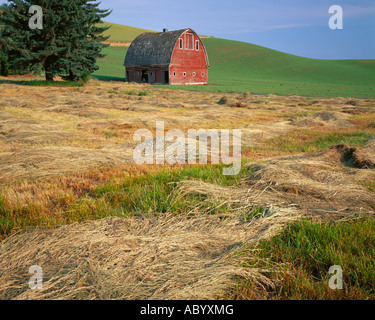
<box><xmin>94</xmin><ymin>22</ymin><xmax>375</xmax><ymax>98</ymax></box>
<box><xmin>101</xmin><ymin>22</ymin><xmax>156</xmax><ymax>42</ymax></box>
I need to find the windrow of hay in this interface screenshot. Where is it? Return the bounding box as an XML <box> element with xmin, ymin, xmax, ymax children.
<box><xmin>177</xmin><ymin>140</ymin><xmax>375</xmax><ymax>221</ymax></box>
<box><xmin>217</xmin><ymin>95</ymin><xmax>249</xmax><ymax>108</ymax></box>
<box><xmin>288</xmin><ymin>111</ymin><xmax>353</xmax><ymax>128</ymax></box>
<box><xmin>0</xmin><ymin>208</ymin><xmax>299</xmax><ymax>300</ymax></box>
<box><xmin>0</xmin><ymin>145</ymin><xmax>134</xmax><ymax>183</ymax></box>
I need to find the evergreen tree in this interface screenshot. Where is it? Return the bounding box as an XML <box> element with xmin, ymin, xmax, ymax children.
<box><xmin>0</xmin><ymin>0</ymin><xmax>111</xmax><ymax>81</ymax></box>
<box><xmin>0</xmin><ymin>4</ymin><xmax>6</xmax><ymax>76</ymax></box>
<box><xmin>1</xmin><ymin>5</ymin><xmax>24</xmax><ymax>76</ymax></box>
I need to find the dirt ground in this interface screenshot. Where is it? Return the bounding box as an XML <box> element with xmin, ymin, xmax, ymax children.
<box><xmin>1</xmin><ymin>77</ymin><xmax>374</xmax><ymax>300</ymax></box>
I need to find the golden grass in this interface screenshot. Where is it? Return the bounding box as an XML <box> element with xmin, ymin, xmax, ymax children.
<box><xmin>1</xmin><ymin>76</ymin><xmax>375</xmax><ymax>300</ymax></box>
<box><xmin>0</xmin><ymin>203</ymin><xmax>298</xmax><ymax>300</ymax></box>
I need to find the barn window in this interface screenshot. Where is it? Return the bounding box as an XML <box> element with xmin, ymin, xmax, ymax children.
<box><xmin>183</xmin><ymin>72</ymin><xmax>186</xmax><ymax>77</ymax></box>
<box><xmin>173</xmin><ymin>72</ymin><xmax>176</xmax><ymax>76</ymax></box>
<box><xmin>186</xmin><ymin>34</ymin><xmax>194</xmax><ymax>50</ymax></box>
<box><xmin>195</xmin><ymin>40</ymin><xmax>199</xmax><ymax>50</ymax></box>
<box><xmin>193</xmin><ymin>72</ymin><xmax>196</xmax><ymax>76</ymax></box>
<box><xmin>179</xmin><ymin>38</ymin><xmax>183</xmax><ymax>49</ymax></box>
<box><xmin>202</xmin><ymin>73</ymin><xmax>205</xmax><ymax>76</ymax></box>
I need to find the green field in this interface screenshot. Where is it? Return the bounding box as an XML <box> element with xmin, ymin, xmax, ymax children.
<box><xmin>101</xmin><ymin>22</ymin><xmax>155</xmax><ymax>42</ymax></box>
<box><xmin>94</xmin><ymin>22</ymin><xmax>375</xmax><ymax>98</ymax></box>
<box><xmin>94</xmin><ymin>46</ymin><xmax>128</xmax><ymax>81</ymax></box>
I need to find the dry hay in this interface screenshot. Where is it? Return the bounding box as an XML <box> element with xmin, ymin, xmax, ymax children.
<box><xmin>217</xmin><ymin>96</ymin><xmax>234</xmax><ymax>105</ymax></box>
<box><xmin>288</xmin><ymin>111</ymin><xmax>353</xmax><ymax>128</ymax></box>
<box><xmin>0</xmin><ymin>144</ymin><xmax>134</xmax><ymax>183</ymax></box>
<box><xmin>3</xmin><ymin>80</ymin><xmax>365</xmax><ymax>184</ymax></box>
<box><xmin>3</xmin><ymin>140</ymin><xmax>373</xmax><ymax>300</ymax></box>
<box><xmin>0</xmin><ymin>112</ymin><xmax>70</xmax><ymax>145</ymax></box>
<box><xmin>241</xmin><ymin>120</ymin><xmax>293</xmax><ymax>146</ymax></box>
<box><xmin>217</xmin><ymin>96</ymin><xmax>248</xmax><ymax>108</ymax></box>
<box><xmin>341</xmin><ymin>108</ymin><xmax>366</xmax><ymax>115</ymax></box>
<box><xmin>1</xmin><ymin>81</ymin><xmax>374</xmax><ymax>300</ymax></box>
<box><xmin>43</xmin><ymin>105</ymin><xmax>110</xmax><ymax>119</ymax></box>
<box><xmin>0</xmin><ymin>209</ymin><xmax>298</xmax><ymax>300</ymax></box>
<box><xmin>178</xmin><ymin>140</ymin><xmax>375</xmax><ymax>221</ymax></box>
<box><xmin>340</xmin><ymin>139</ymin><xmax>375</xmax><ymax>169</ymax></box>
<box><xmin>242</xmin><ymin>92</ymin><xmax>252</xmax><ymax>99</ymax></box>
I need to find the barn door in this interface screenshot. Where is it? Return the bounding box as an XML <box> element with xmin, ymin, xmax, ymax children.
<box><xmin>149</xmin><ymin>69</ymin><xmax>155</xmax><ymax>83</ymax></box>
<box><xmin>164</xmin><ymin>71</ymin><xmax>169</xmax><ymax>84</ymax></box>
<box><xmin>141</xmin><ymin>70</ymin><xmax>148</xmax><ymax>83</ymax></box>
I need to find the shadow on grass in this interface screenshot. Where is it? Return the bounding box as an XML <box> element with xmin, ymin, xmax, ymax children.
<box><xmin>0</xmin><ymin>79</ymin><xmax>24</xmax><ymax>85</ymax></box>
<box><xmin>21</xmin><ymin>80</ymin><xmax>85</xmax><ymax>87</ymax></box>
<box><xmin>1</xmin><ymin>75</ymin><xmax>125</xmax><ymax>85</ymax></box>
<box><xmin>0</xmin><ymin>79</ymin><xmax>84</xmax><ymax>87</ymax></box>
<box><xmin>91</xmin><ymin>75</ymin><xmax>125</xmax><ymax>82</ymax></box>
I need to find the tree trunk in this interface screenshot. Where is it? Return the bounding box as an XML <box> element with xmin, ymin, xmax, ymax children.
<box><xmin>44</xmin><ymin>61</ymin><xmax>54</xmax><ymax>81</ymax></box>
<box><xmin>45</xmin><ymin>72</ymin><xmax>54</xmax><ymax>81</ymax></box>
<box><xmin>68</xmin><ymin>69</ymin><xmax>77</xmax><ymax>81</ymax></box>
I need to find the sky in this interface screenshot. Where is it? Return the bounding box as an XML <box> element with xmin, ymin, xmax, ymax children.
<box><xmin>1</xmin><ymin>0</ymin><xmax>374</xmax><ymax>59</ymax></box>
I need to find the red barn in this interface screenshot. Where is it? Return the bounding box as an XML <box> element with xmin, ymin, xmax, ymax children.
<box><xmin>124</xmin><ymin>28</ymin><xmax>209</xmax><ymax>85</ymax></box>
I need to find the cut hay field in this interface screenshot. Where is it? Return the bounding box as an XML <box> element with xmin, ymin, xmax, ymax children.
<box><xmin>1</xmin><ymin>76</ymin><xmax>375</xmax><ymax>299</ymax></box>
<box><xmin>93</xmin><ymin>23</ymin><xmax>375</xmax><ymax>98</ymax></box>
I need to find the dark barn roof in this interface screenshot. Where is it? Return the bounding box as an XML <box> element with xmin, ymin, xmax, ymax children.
<box><xmin>124</xmin><ymin>29</ymin><xmax>188</xmax><ymax>66</ymax></box>
<box><xmin>124</xmin><ymin>28</ymin><xmax>208</xmax><ymax>67</ymax></box>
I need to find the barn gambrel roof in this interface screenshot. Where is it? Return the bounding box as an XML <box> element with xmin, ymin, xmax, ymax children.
<box><xmin>124</xmin><ymin>28</ymin><xmax>209</xmax><ymax>67</ymax></box>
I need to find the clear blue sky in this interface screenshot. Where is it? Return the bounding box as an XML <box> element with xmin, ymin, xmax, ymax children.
<box><xmin>1</xmin><ymin>0</ymin><xmax>374</xmax><ymax>59</ymax></box>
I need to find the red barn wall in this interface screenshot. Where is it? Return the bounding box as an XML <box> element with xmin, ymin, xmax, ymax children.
<box><xmin>170</xmin><ymin>30</ymin><xmax>208</xmax><ymax>85</ymax></box>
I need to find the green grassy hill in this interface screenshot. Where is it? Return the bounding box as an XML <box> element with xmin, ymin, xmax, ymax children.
<box><xmin>101</xmin><ymin>22</ymin><xmax>156</xmax><ymax>42</ymax></box>
<box><xmin>201</xmin><ymin>38</ymin><xmax>375</xmax><ymax>98</ymax></box>
<box><xmin>95</xmin><ymin>22</ymin><xmax>375</xmax><ymax>98</ymax></box>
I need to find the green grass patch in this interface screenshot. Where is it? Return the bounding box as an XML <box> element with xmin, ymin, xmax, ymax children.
<box><xmin>0</xmin><ymin>164</ymin><xmax>252</xmax><ymax>240</ymax></box>
<box><xmin>93</xmin><ymin>46</ymin><xmax>128</xmax><ymax>79</ymax></box>
<box><xmin>361</xmin><ymin>180</ymin><xmax>375</xmax><ymax>193</ymax></box>
<box><xmin>90</xmin><ymin>164</ymin><xmax>251</xmax><ymax>216</ymax></box>
<box><xmin>124</xmin><ymin>90</ymin><xmax>148</xmax><ymax>96</ymax></box>
<box><xmin>237</xmin><ymin>218</ymin><xmax>375</xmax><ymax>299</ymax></box>
<box><xmin>137</xmin><ymin>90</ymin><xmax>148</xmax><ymax>96</ymax></box>
<box><xmin>19</xmin><ymin>80</ymin><xmax>85</xmax><ymax>87</ymax></box>
<box><xmin>245</xmin><ymin>129</ymin><xmax>372</xmax><ymax>155</ymax></box>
